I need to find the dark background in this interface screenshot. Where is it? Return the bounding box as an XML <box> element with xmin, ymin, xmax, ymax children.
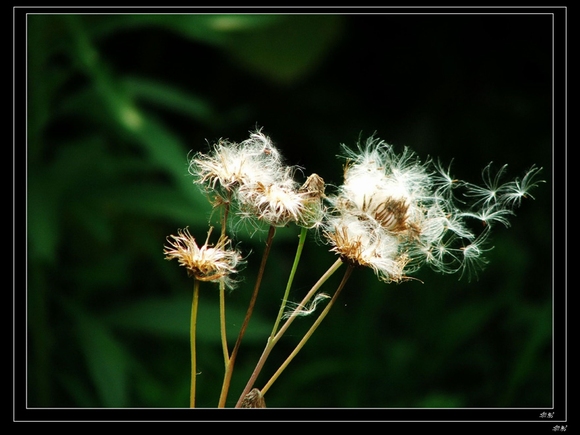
<box><xmin>22</xmin><ymin>10</ymin><xmax>558</xmax><ymax>412</ymax></box>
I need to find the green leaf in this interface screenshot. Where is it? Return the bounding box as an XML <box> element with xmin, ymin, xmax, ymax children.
<box><xmin>436</xmin><ymin>301</ymin><xmax>495</xmax><ymax>353</ymax></box>
<box><xmin>59</xmin><ymin>372</ymin><xmax>99</xmax><ymax>408</ymax></box>
<box><xmin>77</xmin><ymin>14</ymin><xmax>284</xmax><ymax>47</ymax></box>
<box><xmin>101</xmin><ymin>183</ymin><xmax>212</xmax><ymax>227</ymax></box>
<box><xmin>222</xmin><ymin>15</ymin><xmax>344</xmax><ymax>84</ymax></box>
<box><xmin>83</xmin><ymin>14</ymin><xmax>344</xmax><ymax>84</ymax></box>
<box><xmin>104</xmin><ymin>294</ymin><xmax>272</xmax><ymax>343</ymax></box>
<box><xmin>416</xmin><ymin>392</ymin><xmax>465</xmax><ymax>408</ymax></box>
<box><xmin>501</xmin><ymin>303</ymin><xmax>552</xmax><ymax>405</ymax></box>
<box><xmin>27</xmin><ymin>175</ymin><xmax>60</xmax><ymax>263</ymax></box>
<box><xmin>162</xmin><ymin>14</ymin><xmax>284</xmax><ymax>46</ymax></box>
<box><xmin>123</xmin><ymin>76</ymin><xmax>218</xmax><ymax>126</ymax></box>
<box><xmin>68</xmin><ymin>252</ymin><xmax>132</xmax><ymax>291</ymax></box>
<box><xmin>75</xmin><ymin>313</ymin><xmax>131</xmax><ymax>407</ymax></box>
<box><xmin>119</xmin><ymin>111</ymin><xmax>202</xmax><ymax>203</ymax></box>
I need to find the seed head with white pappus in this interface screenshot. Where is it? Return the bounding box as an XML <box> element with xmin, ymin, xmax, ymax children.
<box><xmin>163</xmin><ymin>227</ymin><xmax>244</xmax><ymax>289</ymax></box>
<box><xmin>324</xmin><ymin>137</ymin><xmax>543</xmax><ymax>282</ymax></box>
<box><xmin>189</xmin><ymin>131</ymin><xmax>283</xmax><ymax>200</ymax></box>
<box><xmin>190</xmin><ymin>130</ymin><xmax>326</xmax><ymax>229</ymax></box>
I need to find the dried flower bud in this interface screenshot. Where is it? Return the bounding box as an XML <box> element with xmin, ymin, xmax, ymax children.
<box><xmin>299</xmin><ymin>173</ymin><xmax>326</xmax><ymax>199</ymax></box>
<box><xmin>297</xmin><ymin>173</ymin><xmax>326</xmax><ymax>229</ymax></box>
<box><xmin>239</xmin><ymin>388</ymin><xmax>266</xmax><ymax>408</ymax></box>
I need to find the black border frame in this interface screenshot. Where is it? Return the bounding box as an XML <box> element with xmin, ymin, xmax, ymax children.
<box><xmin>13</xmin><ymin>5</ymin><xmax>567</xmax><ymax>426</ymax></box>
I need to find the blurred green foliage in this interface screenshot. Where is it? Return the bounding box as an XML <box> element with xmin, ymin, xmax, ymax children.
<box><xmin>26</xmin><ymin>13</ymin><xmax>553</xmax><ymax>409</ymax></box>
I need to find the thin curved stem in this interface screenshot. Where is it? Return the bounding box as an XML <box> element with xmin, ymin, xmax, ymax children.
<box><xmin>270</xmin><ymin>226</ymin><xmax>308</xmax><ymax>338</ymax></box>
<box><xmin>218</xmin><ymin>225</ymin><xmax>276</xmax><ymax>407</ymax></box>
<box><xmin>218</xmin><ymin>199</ymin><xmax>231</xmax><ymax>365</ymax></box>
<box><xmin>190</xmin><ymin>279</ymin><xmax>200</xmax><ymax>408</ymax></box>
<box><xmin>272</xmin><ymin>258</ymin><xmax>344</xmax><ymax>344</ymax></box>
<box><xmin>235</xmin><ymin>258</ymin><xmax>344</xmax><ymax>408</ymax></box>
<box><xmin>219</xmin><ymin>283</ymin><xmax>229</xmax><ymax>363</ymax></box>
<box><xmin>260</xmin><ymin>264</ymin><xmax>354</xmax><ymax>397</ymax></box>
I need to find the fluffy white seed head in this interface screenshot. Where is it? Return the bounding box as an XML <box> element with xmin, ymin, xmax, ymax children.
<box><xmin>191</xmin><ymin>130</ymin><xmax>325</xmax><ymax>230</ymax></box>
<box><xmin>187</xmin><ymin>130</ymin><xmax>542</xmax><ymax>284</ymax></box>
<box><xmin>324</xmin><ymin>137</ymin><xmax>542</xmax><ymax>282</ymax></box>
<box><xmin>236</xmin><ymin>177</ymin><xmax>305</xmax><ymax>227</ymax></box>
<box><xmin>189</xmin><ymin>130</ymin><xmax>284</xmax><ymax>198</ymax></box>
<box><xmin>324</xmin><ymin>213</ymin><xmax>409</xmax><ymax>283</ymax></box>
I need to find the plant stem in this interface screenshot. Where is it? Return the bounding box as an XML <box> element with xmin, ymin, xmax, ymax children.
<box><xmin>270</xmin><ymin>226</ymin><xmax>308</xmax><ymax>338</ymax></box>
<box><xmin>219</xmin><ymin>283</ymin><xmax>229</xmax><ymax>363</ymax></box>
<box><xmin>217</xmin><ymin>225</ymin><xmax>276</xmax><ymax>407</ymax></box>
<box><xmin>190</xmin><ymin>279</ymin><xmax>200</xmax><ymax>408</ymax></box>
<box><xmin>218</xmin><ymin>199</ymin><xmax>231</xmax><ymax>365</ymax></box>
<box><xmin>234</xmin><ymin>258</ymin><xmax>344</xmax><ymax>407</ymax></box>
<box><xmin>272</xmin><ymin>258</ymin><xmax>344</xmax><ymax>344</ymax></box>
<box><xmin>260</xmin><ymin>263</ymin><xmax>354</xmax><ymax>397</ymax></box>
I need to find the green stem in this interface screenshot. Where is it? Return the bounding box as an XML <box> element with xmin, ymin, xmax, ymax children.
<box><xmin>270</xmin><ymin>226</ymin><xmax>308</xmax><ymax>338</ymax></box>
<box><xmin>190</xmin><ymin>279</ymin><xmax>200</xmax><ymax>408</ymax></box>
<box><xmin>217</xmin><ymin>225</ymin><xmax>276</xmax><ymax>407</ymax></box>
<box><xmin>272</xmin><ymin>258</ymin><xmax>344</xmax><ymax>344</ymax></box>
<box><xmin>219</xmin><ymin>200</ymin><xmax>231</xmax><ymax>365</ymax></box>
<box><xmin>219</xmin><ymin>283</ymin><xmax>229</xmax><ymax>364</ymax></box>
<box><xmin>260</xmin><ymin>264</ymin><xmax>354</xmax><ymax>397</ymax></box>
<box><xmin>234</xmin><ymin>258</ymin><xmax>344</xmax><ymax>408</ymax></box>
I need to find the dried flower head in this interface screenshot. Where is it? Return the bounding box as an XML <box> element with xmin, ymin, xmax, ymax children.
<box><xmin>236</xmin><ymin>171</ymin><xmax>327</xmax><ymax>229</ymax></box>
<box><xmin>236</xmin><ymin>172</ymin><xmax>305</xmax><ymax>227</ymax></box>
<box><xmin>190</xmin><ymin>130</ymin><xmax>324</xmax><ymax>229</ymax></box>
<box><xmin>189</xmin><ymin>130</ymin><xmax>284</xmax><ymax>199</ymax></box>
<box><xmin>325</xmin><ymin>213</ymin><xmax>410</xmax><ymax>282</ymax></box>
<box><xmin>163</xmin><ymin>227</ymin><xmax>244</xmax><ymax>289</ymax></box>
<box><xmin>324</xmin><ymin>137</ymin><xmax>543</xmax><ymax>282</ymax></box>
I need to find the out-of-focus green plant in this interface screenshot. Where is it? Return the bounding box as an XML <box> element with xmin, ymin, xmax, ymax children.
<box><xmin>27</xmin><ymin>14</ymin><xmax>344</xmax><ymax>408</ymax></box>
